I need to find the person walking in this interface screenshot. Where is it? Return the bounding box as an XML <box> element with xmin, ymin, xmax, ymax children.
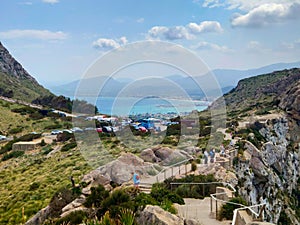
<box><xmin>133</xmin><ymin>171</ymin><xmax>140</xmax><ymax>189</ymax></box>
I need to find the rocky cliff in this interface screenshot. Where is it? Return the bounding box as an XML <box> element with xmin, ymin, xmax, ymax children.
<box><xmin>0</xmin><ymin>42</ymin><xmax>51</xmax><ymax>101</ymax></box>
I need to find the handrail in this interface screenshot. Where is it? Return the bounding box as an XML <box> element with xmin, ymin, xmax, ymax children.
<box><xmin>154</xmin><ymin>157</ymin><xmax>193</xmax><ymax>183</ymax></box>
<box><xmin>231</xmin><ymin>203</ymin><xmax>266</xmax><ymax>225</ymax></box>
<box><xmin>170</xmin><ymin>181</ymin><xmax>266</xmax><ymax>224</ymax></box>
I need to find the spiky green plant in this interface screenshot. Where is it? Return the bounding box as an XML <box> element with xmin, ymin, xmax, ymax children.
<box><xmin>118</xmin><ymin>208</ymin><xmax>135</xmax><ymax>225</ymax></box>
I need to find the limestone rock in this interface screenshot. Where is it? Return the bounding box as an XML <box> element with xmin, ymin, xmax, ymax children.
<box><xmin>184</xmin><ymin>218</ymin><xmax>202</xmax><ymax>225</ymax></box>
<box><xmin>140</xmin><ymin>148</ymin><xmax>160</xmax><ymax>163</ymax></box>
<box><xmin>94</xmin><ymin>152</ymin><xmax>160</xmax><ymax>185</ymax></box>
<box><xmin>61</xmin><ymin>195</ymin><xmax>86</xmax><ymax>214</ymax></box>
<box><xmin>136</xmin><ymin>205</ymin><xmax>184</xmax><ymax>225</ymax></box>
<box><xmin>25</xmin><ymin>206</ymin><xmax>51</xmax><ymax>225</ymax></box>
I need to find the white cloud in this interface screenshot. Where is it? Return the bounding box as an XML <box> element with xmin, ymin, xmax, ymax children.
<box><xmin>193</xmin><ymin>41</ymin><xmax>232</xmax><ymax>52</ymax></box>
<box><xmin>232</xmin><ymin>3</ymin><xmax>300</xmax><ymax>27</ymax></box>
<box><xmin>92</xmin><ymin>37</ymin><xmax>128</xmax><ymax>50</ymax></box>
<box><xmin>19</xmin><ymin>2</ymin><xmax>33</xmax><ymax>5</ymax></box>
<box><xmin>148</xmin><ymin>21</ymin><xmax>223</xmax><ymax>40</ymax></box>
<box><xmin>42</xmin><ymin>0</ymin><xmax>59</xmax><ymax>3</ymax></box>
<box><xmin>202</xmin><ymin>0</ymin><xmax>300</xmax><ymax>11</ymax></box>
<box><xmin>136</xmin><ymin>18</ymin><xmax>145</xmax><ymax>23</ymax></box>
<box><xmin>0</xmin><ymin>29</ymin><xmax>67</xmax><ymax>40</ymax></box>
<box><xmin>119</xmin><ymin>36</ymin><xmax>128</xmax><ymax>45</ymax></box>
<box><xmin>187</xmin><ymin>21</ymin><xmax>223</xmax><ymax>33</ymax></box>
<box><xmin>281</xmin><ymin>39</ymin><xmax>300</xmax><ymax>50</ymax></box>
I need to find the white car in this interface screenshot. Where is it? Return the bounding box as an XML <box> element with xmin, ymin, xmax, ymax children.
<box><xmin>0</xmin><ymin>135</ymin><xmax>7</xmax><ymax>140</ymax></box>
<box><xmin>51</xmin><ymin>130</ymin><xmax>63</xmax><ymax>135</ymax></box>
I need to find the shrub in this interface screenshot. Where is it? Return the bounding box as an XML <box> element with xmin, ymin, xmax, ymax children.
<box><xmin>191</xmin><ymin>161</ymin><xmax>197</xmax><ymax>172</ymax></box>
<box><xmin>84</xmin><ymin>185</ymin><xmax>109</xmax><ymax>208</ymax></box>
<box><xmin>61</xmin><ymin>142</ymin><xmax>77</xmax><ymax>152</ymax></box>
<box><xmin>55</xmin><ymin>210</ymin><xmax>87</xmax><ymax>225</ymax></box>
<box><xmin>218</xmin><ymin>197</ymin><xmax>248</xmax><ymax>220</ymax></box>
<box><xmin>9</xmin><ymin>127</ymin><xmax>23</xmax><ymax>134</ymax></box>
<box><xmin>48</xmin><ymin>188</ymin><xmax>79</xmax><ymax>218</ymax></box>
<box><xmin>2</xmin><ymin>150</ymin><xmax>24</xmax><ymax>161</ymax></box>
<box><xmin>42</xmin><ymin>146</ymin><xmax>53</xmax><ymax>155</ymax></box>
<box><xmin>118</xmin><ymin>208</ymin><xmax>136</xmax><ymax>225</ymax></box>
<box><xmin>44</xmin><ymin>124</ymin><xmax>62</xmax><ymax>130</ymax></box>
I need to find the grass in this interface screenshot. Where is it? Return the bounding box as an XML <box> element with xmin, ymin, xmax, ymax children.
<box><xmin>0</xmin><ymin>147</ymin><xmax>91</xmax><ymax>225</ymax></box>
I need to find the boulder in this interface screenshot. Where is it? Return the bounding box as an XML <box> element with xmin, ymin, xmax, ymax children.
<box><xmin>136</xmin><ymin>205</ymin><xmax>184</xmax><ymax>225</ymax></box>
<box><xmin>61</xmin><ymin>195</ymin><xmax>86</xmax><ymax>215</ymax></box>
<box><xmin>140</xmin><ymin>148</ymin><xmax>160</xmax><ymax>162</ymax></box>
<box><xmin>25</xmin><ymin>206</ymin><xmax>51</xmax><ymax>225</ymax></box>
<box><xmin>95</xmin><ymin>152</ymin><xmax>160</xmax><ymax>185</ymax></box>
<box><xmin>184</xmin><ymin>218</ymin><xmax>201</xmax><ymax>225</ymax></box>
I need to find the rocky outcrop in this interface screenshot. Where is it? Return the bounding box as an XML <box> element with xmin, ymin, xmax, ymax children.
<box><xmin>0</xmin><ymin>42</ymin><xmax>37</xmax><ymax>81</ymax></box>
<box><xmin>136</xmin><ymin>205</ymin><xmax>184</xmax><ymax>225</ymax></box>
<box><xmin>25</xmin><ymin>206</ymin><xmax>51</xmax><ymax>225</ymax></box>
<box><xmin>140</xmin><ymin>146</ymin><xmax>193</xmax><ymax>166</ymax></box>
<box><xmin>60</xmin><ymin>195</ymin><xmax>88</xmax><ymax>218</ymax></box>
<box><xmin>94</xmin><ymin>152</ymin><xmax>161</xmax><ymax>184</ymax></box>
<box><xmin>235</xmin><ymin>117</ymin><xmax>300</xmax><ymax>224</ymax></box>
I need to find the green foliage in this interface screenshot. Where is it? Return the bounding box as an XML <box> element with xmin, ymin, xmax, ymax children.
<box><xmin>160</xmin><ymin>199</ymin><xmax>177</xmax><ymax>214</ymax></box>
<box><xmin>84</xmin><ymin>185</ymin><xmax>109</xmax><ymax>208</ymax></box>
<box><xmin>48</xmin><ymin>188</ymin><xmax>80</xmax><ymax>218</ymax></box>
<box><xmin>2</xmin><ymin>150</ymin><xmax>24</xmax><ymax>161</ymax></box>
<box><xmin>61</xmin><ymin>142</ymin><xmax>77</xmax><ymax>152</ymax></box>
<box><xmin>151</xmin><ymin>183</ymin><xmax>184</xmax><ymax>205</ymax></box>
<box><xmin>55</xmin><ymin>210</ymin><xmax>87</xmax><ymax>225</ymax></box>
<box><xmin>278</xmin><ymin>210</ymin><xmax>292</xmax><ymax>225</ymax></box>
<box><xmin>44</xmin><ymin>124</ymin><xmax>62</xmax><ymax>130</ymax></box>
<box><xmin>218</xmin><ymin>197</ymin><xmax>247</xmax><ymax>220</ymax></box>
<box><xmin>191</xmin><ymin>161</ymin><xmax>197</xmax><ymax>171</ymax></box>
<box><xmin>118</xmin><ymin>208</ymin><xmax>136</xmax><ymax>225</ymax></box>
<box><xmin>42</xmin><ymin>145</ymin><xmax>53</xmax><ymax>155</ymax></box>
<box><xmin>8</xmin><ymin>126</ymin><xmax>23</xmax><ymax>134</ymax></box>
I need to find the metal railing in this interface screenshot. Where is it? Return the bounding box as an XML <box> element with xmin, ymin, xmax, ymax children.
<box><xmin>170</xmin><ymin>181</ymin><xmax>266</xmax><ymax>224</ymax></box>
<box><xmin>155</xmin><ymin>157</ymin><xmax>193</xmax><ymax>183</ymax></box>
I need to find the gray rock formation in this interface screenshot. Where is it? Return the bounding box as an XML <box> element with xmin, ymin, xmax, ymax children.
<box><xmin>25</xmin><ymin>206</ymin><xmax>51</xmax><ymax>225</ymax></box>
<box><xmin>235</xmin><ymin>117</ymin><xmax>300</xmax><ymax>224</ymax></box>
<box><xmin>140</xmin><ymin>146</ymin><xmax>192</xmax><ymax>166</ymax></box>
<box><xmin>94</xmin><ymin>152</ymin><xmax>160</xmax><ymax>184</ymax></box>
<box><xmin>136</xmin><ymin>205</ymin><xmax>184</xmax><ymax>225</ymax></box>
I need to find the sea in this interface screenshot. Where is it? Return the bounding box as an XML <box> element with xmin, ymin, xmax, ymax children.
<box><xmin>83</xmin><ymin>96</ymin><xmax>209</xmax><ymax>116</ymax></box>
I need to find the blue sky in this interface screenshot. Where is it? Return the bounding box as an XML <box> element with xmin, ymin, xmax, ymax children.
<box><xmin>1</xmin><ymin>0</ymin><xmax>300</xmax><ymax>85</ymax></box>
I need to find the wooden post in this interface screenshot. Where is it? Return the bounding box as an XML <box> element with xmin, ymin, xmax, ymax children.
<box><xmin>179</xmin><ymin>166</ymin><xmax>181</xmax><ymax>175</ymax></box>
<box><xmin>202</xmin><ymin>183</ymin><xmax>205</xmax><ymax>197</ymax></box>
<box><xmin>210</xmin><ymin>197</ymin><xmax>213</xmax><ymax>212</ymax></box>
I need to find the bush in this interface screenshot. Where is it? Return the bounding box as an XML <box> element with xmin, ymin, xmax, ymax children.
<box><xmin>84</xmin><ymin>185</ymin><xmax>109</xmax><ymax>208</ymax></box>
<box><xmin>44</xmin><ymin>124</ymin><xmax>62</xmax><ymax>130</ymax></box>
<box><xmin>49</xmin><ymin>188</ymin><xmax>79</xmax><ymax>218</ymax></box>
<box><xmin>191</xmin><ymin>161</ymin><xmax>197</xmax><ymax>171</ymax></box>
<box><xmin>218</xmin><ymin>197</ymin><xmax>248</xmax><ymax>220</ymax></box>
<box><xmin>61</xmin><ymin>142</ymin><xmax>77</xmax><ymax>152</ymax></box>
<box><xmin>55</xmin><ymin>210</ymin><xmax>87</xmax><ymax>225</ymax></box>
<box><xmin>2</xmin><ymin>150</ymin><xmax>24</xmax><ymax>161</ymax></box>
<box><xmin>9</xmin><ymin>127</ymin><xmax>23</xmax><ymax>134</ymax></box>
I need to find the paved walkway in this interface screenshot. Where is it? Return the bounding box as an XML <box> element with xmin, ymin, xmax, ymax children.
<box><xmin>176</xmin><ymin>198</ymin><xmax>231</xmax><ymax>225</ymax></box>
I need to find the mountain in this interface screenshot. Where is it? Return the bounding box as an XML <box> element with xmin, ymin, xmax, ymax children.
<box><xmin>49</xmin><ymin>61</ymin><xmax>300</xmax><ymax>100</ymax></box>
<box><xmin>210</xmin><ymin>68</ymin><xmax>300</xmax><ymax>224</ymax></box>
<box><xmin>0</xmin><ymin>42</ymin><xmax>51</xmax><ymax>101</ymax></box>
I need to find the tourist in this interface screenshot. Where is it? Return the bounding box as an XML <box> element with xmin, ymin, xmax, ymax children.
<box><xmin>204</xmin><ymin>150</ymin><xmax>209</xmax><ymax>164</ymax></box>
<box><xmin>209</xmin><ymin>149</ymin><xmax>215</xmax><ymax>163</ymax></box>
<box><xmin>133</xmin><ymin>171</ymin><xmax>140</xmax><ymax>189</ymax></box>
<box><xmin>220</xmin><ymin>144</ymin><xmax>225</xmax><ymax>157</ymax></box>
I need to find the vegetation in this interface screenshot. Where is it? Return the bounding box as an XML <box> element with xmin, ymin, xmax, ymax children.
<box><xmin>218</xmin><ymin>196</ymin><xmax>248</xmax><ymax>220</ymax></box>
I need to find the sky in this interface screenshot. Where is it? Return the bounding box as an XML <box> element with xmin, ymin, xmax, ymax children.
<box><xmin>1</xmin><ymin>0</ymin><xmax>300</xmax><ymax>86</ymax></box>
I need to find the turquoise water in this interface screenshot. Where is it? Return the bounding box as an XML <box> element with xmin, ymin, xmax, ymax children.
<box><xmin>84</xmin><ymin>97</ymin><xmax>209</xmax><ymax>116</ymax></box>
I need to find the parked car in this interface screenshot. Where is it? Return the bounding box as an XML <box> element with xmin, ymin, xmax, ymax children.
<box><xmin>0</xmin><ymin>135</ymin><xmax>7</xmax><ymax>140</ymax></box>
<box><xmin>62</xmin><ymin>129</ymin><xmax>73</xmax><ymax>134</ymax></box>
<box><xmin>71</xmin><ymin>127</ymin><xmax>83</xmax><ymax>133</ymax></box>
<box><xmin>96</xmin><ymin>128</ymin><xmax>103</xmax><ymax>133</ymax></box>
<box><xmin>51</xmin><ymin>130</ymin><xmax>62</xmax><ymax>135</ymax></box>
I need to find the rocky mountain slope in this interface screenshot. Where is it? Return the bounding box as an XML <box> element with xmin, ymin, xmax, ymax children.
<box><xmin>0</xmin><ymin>42</ymin><xmax>51</xmax><ymax>101</ymax></box>
<box><xmin>220</xmin><ymin>68</ymin><xmax>300</xmax><ymax>224</ymax></box>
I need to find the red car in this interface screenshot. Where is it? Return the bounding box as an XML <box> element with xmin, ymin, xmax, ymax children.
<box><xmin>96</xmin><ymin>128</ymin><xmax>103</xmax><ymax>133</ymax></box>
